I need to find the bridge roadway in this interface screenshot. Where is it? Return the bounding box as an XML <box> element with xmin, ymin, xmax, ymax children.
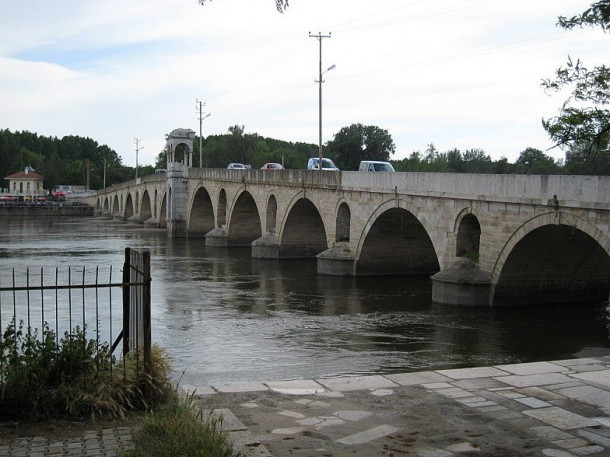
<box><xmin>79</xmin><ymin>166</ymin><xmax>610</xmax><ymax>307</ymax></box>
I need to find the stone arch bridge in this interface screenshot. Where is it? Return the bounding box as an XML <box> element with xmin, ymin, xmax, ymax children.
<box><xmin>80</xmin><ymin>166</ymin><xmax>610</xmax><ymax>308</ymax></box>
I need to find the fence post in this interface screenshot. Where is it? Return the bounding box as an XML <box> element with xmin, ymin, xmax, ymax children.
<box><xmin>122</xmin><ymin>247</ymin><xmax>131</xmax><ymax>356</ymax></box>
<box><xmin>142</xmin><ymin>251</ymin><xmax>152</xmax><ymax>375</ymax></box>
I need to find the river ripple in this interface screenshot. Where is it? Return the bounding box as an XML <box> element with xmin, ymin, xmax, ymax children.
<box><xmin>1</xmin><ymin>216</ymin><xmax>609</xmax><ymax>388</ymax></box>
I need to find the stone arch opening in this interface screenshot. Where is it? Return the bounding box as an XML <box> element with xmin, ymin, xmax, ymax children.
<box><xmin>280</xmin><ymin>198</ymin><xmax>327</xmax><ymax>258</ymax></box>
<box><xmin>166</xmin><ymin>128</ymin><xmax>195</xmax><ymax>168</ymax></box>
<box><xmin>159</xmin><ymin>193</ymin><xmax>167</xmax><ymax>228</ymax></box>
<box><xmin>167</xmin><ymin>187</ymin><xmax>172</xmax><ymax>221</ymax></box>
<box><xmin>266</xmin><ymin>195</ymin><xmax>277</xmax><ymax>233</ymax></box>
<box><xmin>227</xmin><ymin>191</ymin><xmax>261</xmax><ymax>246</ymax></box>
<box><xmin>218</xmin><ymin>189</ymin><xmax>227</xmax><ymax>228</ymax></box>
<box><xmin>456</xmin><ymin>213</ymin><xmax>481</xmax><ymax>260</ymax></box>
<box><xmin>493</xmin><ymin>224</ymin><xmax>610</xmax><ymax>306</ymax></box>
<box><xmin>189</xmin><ymin>187</ymin><xmax>215</xmax><ymax>236</ymax></box>
<box><xmin>336</xmin><ymin>202</ymin><xmax>351</xmax><ymax>242</ymax></box>
<box><xmin>154</xmin><ymin>190</ymin><xmax>158</xmax><ymax>218</ymax></box>
<box><xmin>103</xmin><ymin>198</ymin><xmax>109</xmax><ymax>213</ymax></box>
<box><xmin>124</xmin><ymin>194</ymin><xmax>134</xmax><ymax>220</ymax></box>
<box><xmin>140</xmin><ymin>190</ymin><xmax>152</xmax><ymax>222</ymax></box>
<box><xmin>357</xmin><ymin>207</ymin><xmax>439</xmax><ymax>275</ymax></box>
<box><xmin>112</xmin><ymin>195</ymin><xmax>119</xmax><ymax>215</ymax></box>
<box><xmin>135</xmin><ymin>191</ymin><xmax>139</xmax><ymax>214</ymax></box>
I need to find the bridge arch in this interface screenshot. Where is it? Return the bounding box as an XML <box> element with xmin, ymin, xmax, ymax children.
<box><xmin>112</xmin><ymin>195</ymin><xmax>119</xmax><ymax>215</ymax></box>
<box><xmin>355</xmin><ymin>200</ymin><xmax>439</xmax><ymax>275</ymax></box>
<box><xmin>491</xmin><ymin>212</ymin><xmax>610</xmax><ymax>306</ymax></box>
<box><xmin>189</xmin><ymin>185</ymin><xmax>215</xmax><ymax>236</ymax></box>
<box><xmin>227</xmin><ymin>190</ymin><xmax>262</xmax><ymax>246</ymax></box>
<box><xmin>455</xmin><ymin>209</ymin><xmax>481</xmax><ymax>259</ymax></box>
<box><xmin>279</xmin><ymin>195</ymin><xmax>327</xmax><ymax>258</ymax></box>
<box><xmin>103</xmin><ymin>197</ymin><xmax>109</xmax><ymax>214</ymax></box>
<box><xmin>266</xmin><ymin>195</ymin><xmax>278</xmax><ymax>233</ymax></box>
<box><xmin>153</xmin><ymin>190</ymin><xmax>158</xmax><ymax>218</ymax></box>
<box><xmin>140</xmin><ymin>190</ymin><xmax>152</xmax><ymax>222</ymax></box>
<box><xmin>124</xmin><ymin>193</ymin><xmax>134</xmax><ymax>221</ymax></box>
<box><xmin>336</xmin><ymin>201</ymin><xmax>351</xmax><ymax>242</ymax></box>
<box><xmin>218</xmin><ymin>189</ymin><xmax>227</xmax><ymax>228</ymax></box>
<box><xmin>159</xmin><ymin>192</ymin><xmax>167</xmax><ymax>228</ymax></box>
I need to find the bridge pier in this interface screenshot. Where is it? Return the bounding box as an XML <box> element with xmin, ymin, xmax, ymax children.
<box><xmin>205</xmin><ymin>227</ymin><xmax>228</xmax><ymax>246</ymax></box>
<box><xmin>317</xmin><ymin>242</ymin><xmax>357</xmax><ymax>275</ymax></box>
<box><xmin>252</xmin><ymin>233</ymin><xmax>280</xmax><ymax>258</ymax></box>
<box><xmin>430</xmin><ymin>259</ymin><xmax>492</xmax><ymax>307</ymax></box>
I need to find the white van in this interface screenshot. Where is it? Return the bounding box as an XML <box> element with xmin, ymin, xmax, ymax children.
<box><xmin>359</xmin><ymin>161</ymin><xmax>395</xmax><ymax>172</ymax></box>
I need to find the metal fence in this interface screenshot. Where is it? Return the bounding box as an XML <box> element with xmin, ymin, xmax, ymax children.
<box><xmin>0</xmin><ymin>248</ymin><xmax>151</xmax><ymax>375</ymax></box>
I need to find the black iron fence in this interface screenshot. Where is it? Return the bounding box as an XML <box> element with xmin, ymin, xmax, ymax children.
<box><xmin>0</xmin><ymin>248</ymin><xmax>151</xmax><ymax>375</ymax></box>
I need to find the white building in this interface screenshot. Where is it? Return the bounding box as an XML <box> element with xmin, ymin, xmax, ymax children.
<box><xmin>3</xmin><ymin>166</ymin><xmax>45</xmax><ymax>200</ymax></box>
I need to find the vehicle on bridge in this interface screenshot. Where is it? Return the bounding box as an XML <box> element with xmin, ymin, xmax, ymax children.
<box><xmin>261</xmin><ymin>163</ymin><xmax>283</xmax><ymax>170</ymax></box>
<box><xmin>227</xmin><ymin>163</ymin><xmax>246</xmax><ymax>169</ymax></box>
<box><xmin>359</xmin><ymin>160</ymin><xmax>395</xmax><ymax>172</ymax></box>
<box><xmin>307</xmin><ymin>157</ymin><xmax>339</xmax><ymax>171</ymax></box>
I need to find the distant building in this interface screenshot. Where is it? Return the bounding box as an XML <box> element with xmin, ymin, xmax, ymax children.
<box><xmin>3</xmin><ymin>166</ymin><xmax>45</xmax><ymax>200</ymax></box>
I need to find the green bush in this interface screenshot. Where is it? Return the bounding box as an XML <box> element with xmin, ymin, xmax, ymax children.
<box><xmin>0</xmin><ymin>319</ymin><xmax>172</xmax><ymax>420</ymax></box>
<box><xmin>127</xmin><ymin>392</ymin><xmax>238</xmax><ymax>457</ymax></box>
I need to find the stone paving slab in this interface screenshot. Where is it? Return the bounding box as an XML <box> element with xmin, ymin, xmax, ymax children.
<box><xmin>6</xmin><ymin>356</ymin><xmax>610</xmax><ymax>456</ymax></box>
<box><xmin>194</xmin><ymin>356</ymin><xmax>610</xmax><ymax>456</ymax></box>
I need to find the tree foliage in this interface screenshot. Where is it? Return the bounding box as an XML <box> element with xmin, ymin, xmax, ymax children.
<box><xmin>325</xmin><ymin>123</ymin><xmax>396</xmax><ymax>171</ymax></box>
<box><xmin>0</xmin><ymin>129</ymin><xmax>136</xmax><ymax>191</ymax></box>
<box><xmin>542</xmin><ymin>0</ymin><xmax>610</xmax><ymax>159</ymax></box>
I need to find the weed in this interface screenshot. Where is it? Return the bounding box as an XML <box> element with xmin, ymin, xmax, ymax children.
<box><xmin>127</xmin><ymin>391</ymin><xmax>239</xmax><ymax>457</ymax></box>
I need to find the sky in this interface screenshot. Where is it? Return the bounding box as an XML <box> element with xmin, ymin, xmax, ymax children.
<box><xmin>0</xmin><ymin>0</ymin><xmax>607</xmax><ymax>168</ymax></box>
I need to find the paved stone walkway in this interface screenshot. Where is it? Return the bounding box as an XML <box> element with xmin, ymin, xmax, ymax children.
<box><xmin>193</xmin><ymin>357</ymin><xmax>610</xmax><ymax>456</ymax></box>
<box><xmin>5</xmin><ymin>357</ymin><xmax>610</xmax><ymax>456</ymax></box>
<box><xmin>0</xmin><ymin>427</ymin><xmax>134</xmax><ymax>457</ymax></box>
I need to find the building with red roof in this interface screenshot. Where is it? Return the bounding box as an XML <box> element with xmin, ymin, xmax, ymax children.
<box><xmin>3</xmin><ymin>166</ymin><xmax>45</xmax><ymax>201</ymax></box>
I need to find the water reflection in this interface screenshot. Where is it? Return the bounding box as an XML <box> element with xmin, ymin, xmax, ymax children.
<box><xmin>1</xmin><ymin>216</ymin><xmax>609</xmax><ymax>388</ymax></box>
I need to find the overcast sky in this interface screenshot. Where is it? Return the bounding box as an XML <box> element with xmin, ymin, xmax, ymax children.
<box><xmin>1</xmin><ymin>0</ymin><xmax>607</xmax><ymax>167</ymax></box>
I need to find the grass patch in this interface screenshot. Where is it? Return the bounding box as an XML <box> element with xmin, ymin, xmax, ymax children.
<box><xmin>0</xmin><ymin>319</ymin><xmax>172</xmax><ymax>420</ymax></box>
<box><xmin>127</xmin><ymin>392</ymin><xmax>239</xmax><ymax>457</ymax></box>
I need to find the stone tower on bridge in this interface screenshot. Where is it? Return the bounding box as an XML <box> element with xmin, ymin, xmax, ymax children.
<box><xmin>165</xmin><ymin>128</ymin><xmax>196</xmax><ymax>237</ymax></box>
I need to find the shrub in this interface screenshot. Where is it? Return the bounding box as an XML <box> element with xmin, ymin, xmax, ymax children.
<box><xmin>127</xmin><ymin>392</ymin><xmax>238</xmax><ymax>457</ymax></box>
<box><xmin>0</xmin><ymin>319</ymin><xmax>172</xmax><ymax>420</ymax></box>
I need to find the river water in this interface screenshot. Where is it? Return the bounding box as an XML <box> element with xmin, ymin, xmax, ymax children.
<box><xmin>1</xmin><ymin>215</ymin><xmax>609</xmax><ymax>388</ymax></box>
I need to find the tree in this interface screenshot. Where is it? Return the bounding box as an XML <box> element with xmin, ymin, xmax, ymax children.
<box><xmin>542</xmin><ymin>1</ymin><xmax>610</xmax><ymax>159</ymax></box>
<box><xmin>514</xmin><ymin>148</ymin><xmax>563</xmax><ymax>175</ymax></box>
<box><xmin>326</xmin><ymin>123</ymin><xmax>395</xmax><ymax>171</ymax></box>
<box><xmin>198</xmin><ymin>0</ymin><xmax>288</xmax><ymax>13</ymax></box>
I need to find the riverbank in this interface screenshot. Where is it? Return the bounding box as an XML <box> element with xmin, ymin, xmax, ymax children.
<box><xmin>0</xmin><ymin>205</ymin><xmax>94</xmax><ymax>216</ymax></box>
<box><xmin>3</xmin><ymin>357</ymin><xmax>610</xmax><ymax>456</ymax></box>
<box><xmin>194</xmin><ymin>357</ymin><xmax>610</xmax><ymax>456</ymax></box>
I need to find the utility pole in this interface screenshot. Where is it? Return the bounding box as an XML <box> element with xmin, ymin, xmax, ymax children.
<box><xmin>103</xmin><ymin>158</ymin><xmax>107</xmax><ymax>189</ymax></box>
<box><xmin>134</xmin><ymin>138</ymin><xmax>143</xmax><ymax>180</ymax></box>
<box><xmin>309</xmin><ymin>32</ymin><xmax>331</xmax><ymax>172</ymax></box>
<box><xmin>196</xmin><ymin>99</ymin><xmax>211</xmax><ymax>168</ymax></box>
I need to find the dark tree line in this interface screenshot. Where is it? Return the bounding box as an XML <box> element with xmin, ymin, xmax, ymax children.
<box><xmin>2</xmin><ymin>124</ymin><xmax>609</xmax><ymax>196</ymax></box>
<box><xmin>0</xmin><ymin>129</ymin><xmax>141</xmax><ymax>191</ymax></box>
<box><xmin>393</xmin><ymin>144</ymin><xmax>610</xmax><ymax>175</ymax></box>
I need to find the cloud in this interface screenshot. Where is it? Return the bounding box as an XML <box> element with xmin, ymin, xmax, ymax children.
<box><xmin>0</xmin><ymin>0</ymin><xmax>606</xmax><ymax>167</ymax></box>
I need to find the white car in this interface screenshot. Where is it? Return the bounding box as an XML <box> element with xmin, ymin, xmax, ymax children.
<box><xmin>358</xmin><ymin>160</ymin><xmax>395</xmax><ymax>172</ymax></box>
<box><xmin>227</xmin><ymin>163</ymin><xmax>246</xmax><ymax>169</ymax></box>
<box><xmin>307</xmin><ymin>157</ymin><xmax>339</xmax><ymax>171</ymax></box>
